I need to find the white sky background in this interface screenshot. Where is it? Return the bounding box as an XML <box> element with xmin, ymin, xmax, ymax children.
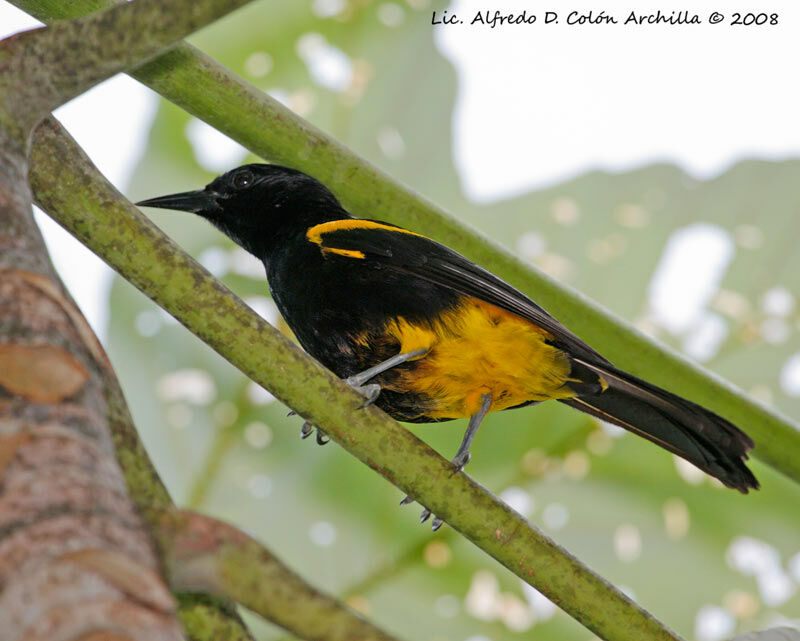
<box><xmin>0</xmin><ymin>5</ymin><xmax>157</xmax><ymax>336</ymax></box>
<box><xmin>436</xmin><ymin>0</ymin><xmax>800</xmax><ymax>200</ymax></box>
<box><xmin>2</xmin><ymin>1</ymin><xmax>799</xmax><ymax>373</ymax></box>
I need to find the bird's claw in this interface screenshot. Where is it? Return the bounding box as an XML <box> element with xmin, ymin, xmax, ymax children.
<box><xmin>419</xmin><ymin>508</ymin><xmax>444</xmax><ymax>530</ymax></box>
<box><xmin>300</xmin><ymin>421</ymin><xmax>329</xmax><ymax>445</ymax></box>
<box><xmin>358</xmin><ymin>384</ymin><xmax>381</xmax><ymax>408</ymax></box>
<box><xmin>295</xmin><ymin>377</ymin><xmax>379</xmax><ymax>445</ymax></box>
<box><xmin>345</xmin><ymin>380</ymin><xmax>381</xmax><ymax>408</ymax></box>
<box><xmin>451</xmin><ymin>450</ymin><xmax>471</xmax><ymax>474</ymax></box>
<box><xmin>401</xmin><ymin>498</ymin><xmax>445</xmax><ymax>530</ymax></box>
<box><xmin>401</xmin><ymin>449</ymin><xmax>472</xmax><ymax>529</ymax></box>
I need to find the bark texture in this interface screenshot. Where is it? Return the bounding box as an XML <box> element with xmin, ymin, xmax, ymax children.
<box><xmin>156</xmin><ymin>509</ymin><xmax>402</xmax><ymax>641</ymax></box>
<box><xmin>0</xmin><ymin>0</ymin><xmax>255</xmax><ymax>635</ymax></box>
<box><xmin>0</xmin><ymin>137</ymin><xmax>183</xmax><ymax>640</ymax></box>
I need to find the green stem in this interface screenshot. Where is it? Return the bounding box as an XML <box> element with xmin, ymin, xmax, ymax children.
<box><xmin>175</xmin><ymin>594</ymin><xmax>255</xmax><ymax>641</ymax></box>
<box><xmin>104</xmin><ymin>362</ymin><xmax>257</xmax><ymax>640</ymax></box>
<box><xmin>321</xmin><ymin>424</ymin><xmax>594</xmax><ymax>627</ymax></box>
<box><xmin>187</xmin><ymin>384</ymin><xmax>250</xmax><ymax>509</ymax></box>
<box><xmin>158</xmin><ymin>509</ymin><xmax>404</xmax><ymax>641</ymax></box>
<box><xmin>28</xmin><ymin>112</ymin><xmax>402</xmax><ymax>639</ymax></box>
<box><xmin>0</xmin><ymin>1</ymin><xmax>257</xmax><ymax>636</ymax></box>
<box><xmin>0</xmin><ymin>0</ymin><xmax>251</xmax><ymax>148</ymax></box>
<box><xmin>13</xmin><ymin>0</ymin><xmax>800</xmax><ymax>485</ymax></box>
<box><xmin>30</xmin><ymin>115</ymin><xmax>684</xmax><ymax>641</ymax></box>
<box><xmin>187</xmin><ymin>423</ymin><xmax>239</xmax><ymax>509</ymax></box>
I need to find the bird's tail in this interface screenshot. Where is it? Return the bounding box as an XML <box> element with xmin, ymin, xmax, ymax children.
<box><xmin>560</xmin><ymin>359</ymin><xmax>759</xmax><ymax>492</ymax></box>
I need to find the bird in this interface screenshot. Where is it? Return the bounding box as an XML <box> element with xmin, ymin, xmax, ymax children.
<box><xmin>138</xmin><ymin>163</ymin><xmax>759</xmax><ymax>528</ymax></box>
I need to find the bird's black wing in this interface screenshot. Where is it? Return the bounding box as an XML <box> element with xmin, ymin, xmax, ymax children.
<box><xmin>308</xmin><ymin>220</ymin><xmax>760</xmax><ymax>493</ymax></box>
<box><xmin>306</xmin><ymin>219</ymin><xmax>610</xmax><ymax>364</ymax></box>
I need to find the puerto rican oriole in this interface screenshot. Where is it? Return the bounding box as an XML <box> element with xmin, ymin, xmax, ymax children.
<box><xmin>138</xmin><ymin>164</ymin><xmax>758</xmax><ymax>528</ymax></box>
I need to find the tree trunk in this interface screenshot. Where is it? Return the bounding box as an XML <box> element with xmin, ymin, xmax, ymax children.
<box><xmin>0</xmin><ymin>137</ymin><xmax>184</xmax><ymax>640</ymax></box>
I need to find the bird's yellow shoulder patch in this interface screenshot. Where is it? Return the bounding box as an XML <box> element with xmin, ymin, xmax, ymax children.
<box><xmin>321</xmin><ymin>247</ymin><xmax>366</xmax><ymax>259</ymax></box>
<box><xmin>306</xmin><ymin>219</ymin><xmax>422</xmax><ymax>246</ymax></box>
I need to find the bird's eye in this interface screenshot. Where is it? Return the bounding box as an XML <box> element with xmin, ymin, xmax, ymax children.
<box><xmin>232</xmin><ymin>171</ymin><xmax>254</xmax><ymax>190</ymax></box>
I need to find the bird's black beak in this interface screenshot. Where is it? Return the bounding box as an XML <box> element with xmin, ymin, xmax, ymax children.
<box><xmin>136</xmin><ymin>189</ymin><xmax>222</xmax><ymax>217</ymax></box>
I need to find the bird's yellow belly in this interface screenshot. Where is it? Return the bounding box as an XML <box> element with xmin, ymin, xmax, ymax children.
<box><xmin>382</xmin><ymin>298</ymin><xmax>576</xmax><ymax>419</ymax></box>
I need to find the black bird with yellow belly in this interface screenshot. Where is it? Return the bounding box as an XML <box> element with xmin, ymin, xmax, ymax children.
<box><xmin>138</xmin><ymin>164</ymin><xmax>758</xmax><ymax>525</ymax></box>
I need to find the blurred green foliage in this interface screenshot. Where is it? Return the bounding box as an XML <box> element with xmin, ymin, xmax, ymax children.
<box><xmin>109</xmin><ymin>1</ymin><xmax>800</xmax><ymax>640</ymax></box>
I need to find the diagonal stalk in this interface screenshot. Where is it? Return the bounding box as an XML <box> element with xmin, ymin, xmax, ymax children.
<box><xmin>30</xmin><ymin>114</ymin><xmax>685</xmax><ymax>641</ymax></box>
<box><xmin>0</xmin><ymin>1</ymin><xmax>261</xmax><ymax>637</ymax></box>
<box><xmin>11</xmin><ymin>0</ymin><xmax>800</xmax><ymax>486</ymax></box>
<box><xmin>0</xmin><ymin>0</ymin><xmax>252</xmax><ymax>149</ymax></box>
<box><xmin>155</xmin><ymin>509</ymin><xmax>404</xmax><ymax>641</ymax></box>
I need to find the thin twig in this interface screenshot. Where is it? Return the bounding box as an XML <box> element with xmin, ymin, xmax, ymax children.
<box><xmin>0</xmin><ymin>0</ymin><xmax>251</xmax><ymax>148</ymax></box>
<box><xmin>155</xmin><ymin>508</ymin><xmax>404</xmax><ymax>641</ymax></box>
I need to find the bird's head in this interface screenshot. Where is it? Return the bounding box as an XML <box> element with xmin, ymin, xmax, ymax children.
<box><xmin>136</xmin><ymin>164</ymin><xmax>346</xmax><ymax>256</ymax></box>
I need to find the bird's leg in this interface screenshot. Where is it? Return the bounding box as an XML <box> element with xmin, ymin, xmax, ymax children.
<box><xmin>344</xmin><ymin>347</ymin><xmax>428</xmax><ymax>406</ymax></box>
<box><xmin>299</xmin><ymin>347</ymin><xmax>428</xmax><ymax>445</ymax></box>
<box><xmin>408</xmin><ymin>393</ymin><xmax>493</xmax><ymax>531</ymax></box>
<box><xmin>450</xmin><ymin>392</ymin><xmax>493</xmax><ymax>471</ymax></box>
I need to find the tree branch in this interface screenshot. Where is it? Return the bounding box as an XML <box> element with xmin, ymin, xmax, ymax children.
<box><xmin>101</xmin><ymin>324</ymin><xmax>399</xmax><ymax>640</ymax></box>
<box><xmin>155</xmin><ymin>508</ymin><xmax>403</xmax><ymax>641</ymax></box>
<box><xmin>0</xmin><ymin>110</ymin><xmax>184</xmax><ymax>641</ymax></box>
<box><xmin>30</xmin><ymin>115</ymin><xmax>684</xmax><ymax>641</ymax></box>
<box><xmin>0</xmin><ymin>1</ymin><xmax>263</xmax><ymax>637</ymax></box>
<box><xmin>0</xmin><ymin>0</ymin><xmax>251</xmax><ymax>149</ymax></box>
<box><xmin>12</xmin><ymin>0</ymin><xmax>800</xmax><ymax>485</ymax></box>
<box><xmin>175</xmin><ymin>594</ymin><xmax>255</xmax><ymax>641</ymax></box>
<box><xmin>103</xmin><ymin>337</ymin><xmax>257</xmax><ymax>640</ymax></box>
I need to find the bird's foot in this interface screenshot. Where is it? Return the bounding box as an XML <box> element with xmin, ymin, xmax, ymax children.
<box><xmin>296</xmin><ymin>379</ymin><xmax>381</xmax><ymax>446</ymax></box>
<box><xmin>420</xmin><ymin>507</ymin><xmax>444</xmax><ymax>532</ymax></box>
<box><xmin>344</xmin><ymin>378</ymin><xmax>381</xmax><ymax>408</ymax></box>
<box><xmin>451</xmin><ymin>449</ymin><xmax>471</xmax><ymax>473</ymax></box>
<box><xmin>400</xmin><ymin>447</ymin><xmax>473</xmax><ymax>531</ymax></box>
<box><xmin>399</xmin><ymin>496</ymin><xmax>443</xmax><ymax>530</ymax></box>
<box><xmin>300</xmin><ymin>421</ymin><xmax>329</xmax><ymax>445</ymax></box>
